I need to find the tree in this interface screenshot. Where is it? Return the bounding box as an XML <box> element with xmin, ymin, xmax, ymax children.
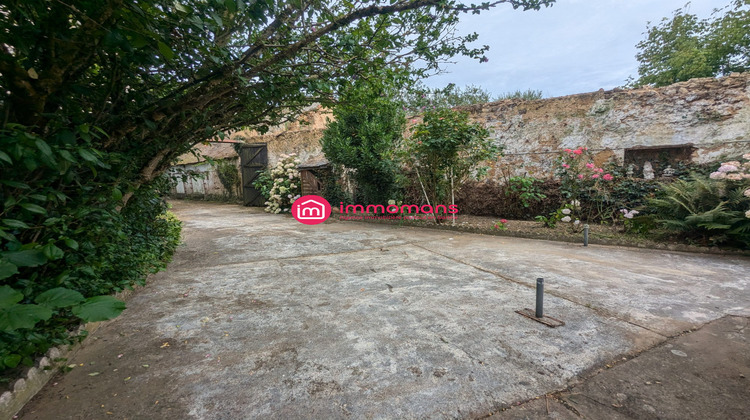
<box><xmin>400</xmin><ymin>82</ymin><xmax>494</xmax><ymax>113</ymax></box>
<box><xmin>1</xmin><ymin>0</ymin><xmax>555</xmax><ymax>194</ymax></box>
<box><xmin>631</xmin><ymin>0</ymin><xmax>750</xmax><ymax>87</ymax></box>
<box><xmin>0</xmin><ymin>0</ymin><xmax>555</xmax><ymax>372</ymax></box>
<box><xmin>403</xmin><ymin>107</ymin><xmax>499</xmax><ymax>223</ymax></box>
<box><xmin>322</xmin><ymin>85</ymin><xmax>405</xmax><ymax>204</ymax></box>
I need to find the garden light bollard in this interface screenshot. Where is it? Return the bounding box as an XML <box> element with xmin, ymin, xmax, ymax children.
<box><xmin>536</xmin><ymin>278</ymin><xmax>544</xmax><ymax>318</ymax></box>
<box><xmin>583</xmin><ymin>224</ymin><xmax>590</xmax><ymax>247</ymax></box>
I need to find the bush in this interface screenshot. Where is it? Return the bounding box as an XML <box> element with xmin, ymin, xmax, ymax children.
<box><xmin>261</xmin><ymin>155</ymin><xmax>301</xmax><ymax>214</ymax></box>
<box><xmin>0</xmin><ymin>125</ymin><xmax>181</xmax><ymax>377</ymax></box>
<box><xmin>403</xmin><ymin>108</ymin><xmax>499</xmax><ymax>221</ymax></box>
<box><xmin>455</xmin><ymin>179</ymin><xmax>563</xmax><ymax>220</ymax></box>
<box><xmin>322</xmin><ymin>85</ymin><xmax>405</xmax><ymax>204</ymax></box>
<box><xmin>649</xmin><ymin>172</ymin><xmax>750</xmax><ymax>247</ymax></box>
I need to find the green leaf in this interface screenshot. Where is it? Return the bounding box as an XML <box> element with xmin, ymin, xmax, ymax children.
<box><xmin>0</xmin><ymin>260</ymin><xmax>19</xmax><ymax>281</ymax></box>
<box><xmin>35</xmin><ymin>287</ymin><xmax>85</xmax><ymax>309</ymax></box>
<box><xmin>35</xmin><ymin>139</ymin><xmax>53</xmax><ymax>157</ymax></box>
<box><xmin>0</xmin><ymin>285</ymin><xmax>23</xmax><ymax>307</ymax></box>
<box><xmin>20</xmin><ymin>203</ymin><xmax>47</xmax><ymax>215</ymax></box>
<box><xmin>42</xmin><ymin>244</ymin><xmax>64</xmax><ymax>260</ymax></box>
<box><xmin>64</xmin><ymin>239</ymin><xmax>79</xmax><ymax>250</ymax></box>
<box><xmin>72</xmin><ymin>296</ymin><xmax>126</xmax><ymax>322</ymax></box>
<box><xmin>158</xmin><ymin>42</ymin><xmax>175</xmax><ymax>60</ymax></box>
<box><xmin>112</xmin><ymin>188</ymin><xmax>123</xmax><ymax>201</ymax></box>
<box><xmin>225</xmin><ymin>0</ymin><xmax>237</xmax><ymax>13</ymax></box>
<box><xmin>3</xmin><ymin>354</ymin><xmax>22</xmax><ymax>368</ymax></box>
<box><xmin>2</xmin><ymin>249</ymin><xmax>48</xmax><ymax>267</ymax></box>
<box><xmin>2</xmin><ymin>219</ymin><xmax>30</xmax><ymax>229</ymax></box>
<box><xmin>0</xmin><ymin>151</ymin><xmax>11</xmax><ymax>164</ymax></box>
<box><xmin>0</xmin><ymin>304</ymin><xmax>53</xmax><ymax>330</ymax></box>
<box><xmin>78</xmin><ymin>149</ymin><xmax>98</xmax><ymax>163</ymax></box>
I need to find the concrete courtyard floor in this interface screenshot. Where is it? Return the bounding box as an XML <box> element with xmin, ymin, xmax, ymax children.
<box><xmin>18</xmin><ymin>201</ymin><xmax>750</xmax><ymax>419</ymax></box>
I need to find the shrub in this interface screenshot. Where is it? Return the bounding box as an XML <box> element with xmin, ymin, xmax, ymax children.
<box><xmin>263</xmin><ymin>155</ymin><xmax>301</xmax><ymax>214</ymax></box>
<box><xmin>403</xmin><ymin>108</ymin><xmax>499</xmax><ymax>221</ymax></box>
<box><xmin>0</xmin><ymin>125</ymin><xmax>181</xmax><ymax>377</ymax></box>
<box><xmin>322</xmin><ymin>85</ymin><xmax>405</xmax><ymax>204</ymax></box>
<box><xmin>215</xmin><ymin>159</ymin><xmax>240</xmax><ymax>198</ymax></box>
<box><xmin>649</xmin><ymin>159</ymin><xmax>750</xmax><ymax>247</ymax></box>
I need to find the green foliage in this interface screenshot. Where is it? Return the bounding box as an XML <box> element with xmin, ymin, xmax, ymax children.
<box><xmin>401</xmin><ymin>83</ymin><xmax>543</xmax><ymax>114</ymax></box>
<box><xmin>648</xmin><ymin>175</ymin><xmax>750</xmax><ymax>247</ymax></box>
<box><xmin>495</xmin><ymin>89</ymin><xmax>544</xmax><ymax>101</ymax></box>
<box><xmin>403</xmin><ymin>107</ymin><xmax>499</xmax><ymax>218</ymax></box>
<box><xmin>215</xmin><ymin>159</ymin><xmax>240</xmax><ymax>198</ymax></box>
<box><xmin>401</xmin><ymin>83</ymin><xmax>494</xmax><ymax>113</ymax></box>
<box><xmin>631</xmin><ymin>0</ymin><xmax>750</xmax><ymax>87</ymax></box>
<box><xmin>0</xmin><ymin>124</ymin><xmax>181</xmax><ymax>374</ymax></box>
<box><xmin>506</xmin><ymin>176</ymin><xmax>547</xmax><ymax>208</ymax></box>
<box><xmin>322</xmin><ymin>85</ymin><xmax>405</xmax><ymax>204</ymax></box>
<box><xmin>0</xmin><ymin>0</ymin><xmax>554</xmax><ymax>375</ymax></box>
<box><xmin>263</xmin><ymin>155</ymin><xmax>301</xmax><ymax>214</ymax></box>
<box><xmin>536</xmin><ymin>202</ymin><xmax>580</xmax><ymax>229</ymax></box>
<box><xmin>252</xmin><ymin>170</ymin><xmax>274</xmax><ymax>202</ymax></box>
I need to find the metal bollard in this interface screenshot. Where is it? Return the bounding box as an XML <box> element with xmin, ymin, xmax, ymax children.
<box><xmin>583</xmin><ymin>224</ymin><xmax>589</xmax><ymax>247</ymax></box>
<box><xmin>536</xmin><ymin>278</ymin><xmax>544</xmax><ymax>318</ymax></box>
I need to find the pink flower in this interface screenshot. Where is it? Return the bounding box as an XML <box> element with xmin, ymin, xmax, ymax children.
<box><xmin>603</xmin><ymin>174</ymin><xmax>613</xmax><ymax>181</ymax></box>
<box><xmin>577</xmin><ymin>174</ymin><xmax>584</xmax><ymax>180</ymax></box>
<box><xmin>592</xmin><ymin>174</ymin><xmax>600</xmax><ymax>179</ymax></box>
<box><xmin>562</xmin><ymin>164</ymin><xmax>570</xmax><ymax>169</ymax></box>
<box><xmin>564</xmin><ymin>149</ymin><xmax>572</xmax><ymax>153</ymax></box>
<box><xmin>500</xmin><ymin>219</ymin><xmax>508</xmax><ymax>224</ymax></box>
<box><xmin>573</xmin><ymin>150</ymin><xmax>583</xmax><ymax>155</ymax></box>
<box><xmin>585</xmin><ymin>163</ymin><xmax>595</xmax><ymax>169</ymax></box>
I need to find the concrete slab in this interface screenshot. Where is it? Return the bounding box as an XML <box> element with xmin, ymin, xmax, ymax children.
<box><xmin>16</xmin><ymin>202</ymin><xmax>750</xmax><ymax>419</ymax></box>
<box><xmin>555</xmin><ymin>315</ymin><xmax>750</xmax><ymax>420</ymax></box>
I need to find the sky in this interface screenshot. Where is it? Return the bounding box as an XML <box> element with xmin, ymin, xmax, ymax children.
<box><xmin>422</xmin><ymin>0</ymin><xmax>725</xmax><ymax>98</ymax></box>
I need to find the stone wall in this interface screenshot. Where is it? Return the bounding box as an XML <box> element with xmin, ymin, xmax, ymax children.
<box><xmin>225</xmin><ymin>74</ymin><xmax>750</xmax><ymax>180</ymax></box>
<box><xmin>461</xmin><ymin>73</ymin><xmax>750</xmax><ymax>180</ymax></box>
<box><xmin>230</xmin><ymin>104</ymin><xmax>330</xmax><ymax>167</ymax></box>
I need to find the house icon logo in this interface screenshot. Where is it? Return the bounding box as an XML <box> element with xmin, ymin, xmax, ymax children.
<box><xmin>293</xmin><ymin>195</ymin><xmax>331</xmax><ymax>225</ymax></box>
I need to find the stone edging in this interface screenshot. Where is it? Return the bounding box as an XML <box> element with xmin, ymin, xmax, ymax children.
<box><xmin>0</xmin><ymin>289</ymin><xmax>136</xmax><ymax>419</ymax></box>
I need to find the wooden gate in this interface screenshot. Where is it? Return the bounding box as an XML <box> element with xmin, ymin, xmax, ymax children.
<box><xmin>240</xmin><ymin>143</ymin><xmax>268</xmax><ymax>206</ymax></box>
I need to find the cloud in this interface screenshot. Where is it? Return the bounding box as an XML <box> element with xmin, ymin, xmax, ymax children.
<box><xmin>422</xmin><ymin>0</ymin><xmax>723</xmax><ymax>98</ymax></box>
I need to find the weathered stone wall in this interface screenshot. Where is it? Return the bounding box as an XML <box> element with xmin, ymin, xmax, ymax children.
<box><xmin>461</xmin><ymin>73</ymin><xmax>750</xmax><ymax>180</ymax></box>
<box><xmin>225</xmin><ymin>74</ymin><xmax>750</xmax><ymax>179</ymax></box>
<box><xmin>230</xmin><ymin>104</ymin><xmax>331</xmax><ymax>167</ymax></box>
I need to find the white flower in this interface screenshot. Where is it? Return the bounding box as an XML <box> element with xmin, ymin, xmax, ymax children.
<box><xmin>743</xmin><ymin>153</ymin><xmax>750</xmax><ymax>160</ymax></box>
<box><xmin>718</xmin><ymin>164</ymin><xmax>739</xmax><ymax>173</ymax></box>
<box><xmin>744</xmin><ymin>188</ymin><xmax>750</xmax><ymax>198</ymax></box>
<box><xmin>746</xmin><ymin>209</ymin><xmax>750</xmax><ymax>219</ymax></box>
<box><xmin>726</xmin><ymin>173</ymin><xmax>743</xmax><ymax>181</ymax></box>
<box><xmin>570</xmin><ymin>200</ymin><xmax>581</xmax><ymax>207</ymax></box>
<box><xmin>289</xmin><ymin>184</ymin><xmax>296</xmax><ymax>189</ymax></box>
<box><xmin>561</xmin><ymin>216</ymin><xmax>572</xmax><ymax>223</ymax></box>
<box><xmin>710</xmin><ymin>172</ymin><xmax>726</xmax><ymax>180</ymax></box>
<box><xmin>561</xmin><ymin>208</ymin><xmax>571</xmax><ymax>215</ymax></box>
<box><xmin>574</xmin><ymin>220</ymin><xmax>580</xmax><ymax>225</ymax></box>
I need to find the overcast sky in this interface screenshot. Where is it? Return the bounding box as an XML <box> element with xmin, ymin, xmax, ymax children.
<box><xmin>422</xmin><ymin>0</ymin><xmax>725</xmax><ymax>98</ymax></box>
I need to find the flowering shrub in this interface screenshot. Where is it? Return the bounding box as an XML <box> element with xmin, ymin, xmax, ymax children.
<box><xmin>264</xmin><ymin>154</ymin><xmax>301</xmax><ymax>214</ymax></box>
<box><xmin>556</xmin><ymin>147</ymin><xmax>616</xmax><ymax>221</ymax></box>
<box><xmin>493</xmin><ymin>219</ymin><xmax>509</xmax><ymax>231</ymax></box>
<box><xmin>709</xmin><ymin>153</ymin><xmax>750</xmax><ymax>181</ymax></box>
<box><xmin>536</xmin><ymin>200</ymin><xmax>581</xmax><ymax>229</ymax></box>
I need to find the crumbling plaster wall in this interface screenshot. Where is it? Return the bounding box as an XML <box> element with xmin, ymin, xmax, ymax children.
<box><xmin>461</xmin><ymin>73</ymin><xmax>750</xmax><ymax>179</ymax></box>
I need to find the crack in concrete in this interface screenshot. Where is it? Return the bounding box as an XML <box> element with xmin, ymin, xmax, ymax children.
<box><xmin>411</xmin><ymin>243</ymin><xmax>668</xmax><ymax>339</ymax></box>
